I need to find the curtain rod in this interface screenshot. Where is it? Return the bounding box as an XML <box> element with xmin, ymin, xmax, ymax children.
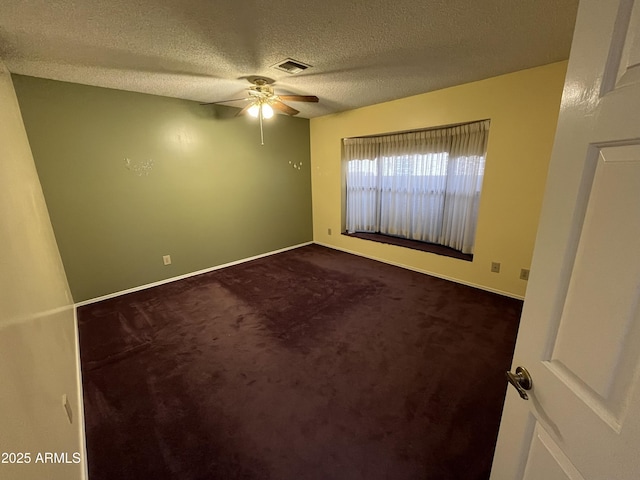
<box><xmin>343</xmin><ymin>118</ymin><xmax>490</xmax><ymax>141</ymax></box>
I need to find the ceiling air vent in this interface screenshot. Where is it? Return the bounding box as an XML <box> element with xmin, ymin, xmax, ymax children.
<box><xmin>271</xmin><ymin>58</ymin><xmax>312</xmax><ymax>74</ymax></box>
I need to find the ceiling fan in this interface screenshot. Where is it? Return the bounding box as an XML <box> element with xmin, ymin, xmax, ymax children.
<box><xmin>201</xmin><ymin>77</ymin><xmax>318</xmax><ymax>145</ymax></box>
<box><xmin>202</xmin><ymin>77</ymin><xmax>319</xmax><ymax>118</ymax></box>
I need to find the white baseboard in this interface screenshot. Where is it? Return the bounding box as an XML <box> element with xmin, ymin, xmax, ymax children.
<box><xmin>313</xmin><ymin>241</ymin><xmax>525</xmax><ymax>300</ymax></box>
<box><xmin>72</xmin><ymin>308</ymin><xmax>89</xmax><ymax>480</ymax></box>
<box><xmin>75</xmin><ymin>242</ymin><xmax>313</xmax><ymax>307</ymax></box>
<box><xmin>75</xmin><ymin>240</ymin><xmax>524</xmax><ymax>307</ymax></box>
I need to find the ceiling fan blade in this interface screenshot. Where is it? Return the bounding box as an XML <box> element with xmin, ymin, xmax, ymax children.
<box><xmin>200</xmin><ymin>97</ymin><xmax>250</xmax><ymax>105</ymax></box>
<box><xmin>272</xmin><ymin>100</ymin><xmax>300</xmax><ymax>116</ymax></box>
<box><xmin>277</xmin><ymin>95</ymin><xmax>319</xmax><ymax>103</ymax></box>
<box><xmin>236</xmin><ymin>102</ymin><xmax>254</xmax><ymax>116</ymax></box>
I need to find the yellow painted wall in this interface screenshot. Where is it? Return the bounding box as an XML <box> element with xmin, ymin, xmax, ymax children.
<box><xmin>310</xmin><ymin>62</ymin><xmax>567</xmax><ymax>298</ymax></box>
<box><xmin>0</xmin><ymin>64</ymin><xmax>84</xmax><ymax>479</ymax></box>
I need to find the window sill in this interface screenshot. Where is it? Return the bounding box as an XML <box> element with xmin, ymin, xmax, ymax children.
<box><xmin>342</xmin><ymin>232</ymin><xmax>473</xmax><ymax>262</ymax></box>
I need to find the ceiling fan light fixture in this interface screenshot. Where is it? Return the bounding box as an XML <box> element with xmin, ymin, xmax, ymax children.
<box><xmin>248</xmin><ymin>103</ymin><xmax>260</xmax><ymax>118</ymax></box>
<box><xmin>261</xmin><ymin>103</ymin><xmax>274</xmax><ymax>119</ymax></box>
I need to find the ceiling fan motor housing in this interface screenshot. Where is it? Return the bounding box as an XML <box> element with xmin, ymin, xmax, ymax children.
<box><xmin>249</xmin><ymin>79</ymin><xmax>275</xmax><ymax>101</ymax></box>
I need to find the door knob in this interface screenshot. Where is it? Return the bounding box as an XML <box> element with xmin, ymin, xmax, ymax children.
<box><xmin>506</xmin><ymin>366</ymin><xmax>532</xmax><ymax>400</ymax></box>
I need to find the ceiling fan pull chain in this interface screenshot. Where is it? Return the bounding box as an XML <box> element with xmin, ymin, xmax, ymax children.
<box><xmin>259</xmin><ymin>107</ymin><xmax>265</xmax><ymax>146</ymax></box>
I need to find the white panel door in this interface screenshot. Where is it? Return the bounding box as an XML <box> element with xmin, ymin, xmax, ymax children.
<box><xmin>491</xmin><ymin>0</ymin><xmax>640</xmax><ymax>479</ymax></box>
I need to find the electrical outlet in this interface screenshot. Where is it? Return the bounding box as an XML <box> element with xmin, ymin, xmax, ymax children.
<box><xmin>491</xmin><ymin>262</ymin><xmax>501</xmax><ymax>273</ymax></box>
<box><xmin>520</xmin><ymin>268</ymin><xmax>530</xmax><ymax>281</ymax></box>
<box><xmin>328</xmin><ymin>228</ymin><xmax>332</xmax><ymax>235</ymax></box>
<box><xmin>163</xmin><ymin>255</ymin><xmax>171</xmax><ymax>266</ymax></box>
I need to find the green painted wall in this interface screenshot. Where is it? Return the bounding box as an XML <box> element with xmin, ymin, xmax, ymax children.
<box><xmin>13</xmin><ymin>75</ymin><xmax>312</xmax><ymax>302</ymax></box>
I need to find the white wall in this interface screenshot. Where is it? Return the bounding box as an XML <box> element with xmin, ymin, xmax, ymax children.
<box><xmin>0</xmin><ymin>63</ymin><xmax>84</xmax><ymax>479</ymax></box>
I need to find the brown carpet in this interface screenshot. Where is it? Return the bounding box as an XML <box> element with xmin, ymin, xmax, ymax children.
<box><xmin>77</xmin><ymin>244</ymin><xmax>522</xmax><ymax>480</ymax></box>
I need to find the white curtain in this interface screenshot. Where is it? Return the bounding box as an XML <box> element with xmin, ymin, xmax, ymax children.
<box><xmin>344</xmin><ymin>120</ymin><xmax>489</xmax><ymax>254</ymax></box>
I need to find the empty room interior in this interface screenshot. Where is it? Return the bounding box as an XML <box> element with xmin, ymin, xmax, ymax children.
<box><xmin>0</xmin><ymin>1</ymin><xmax>580</xmax><ymax>479</ymax></box>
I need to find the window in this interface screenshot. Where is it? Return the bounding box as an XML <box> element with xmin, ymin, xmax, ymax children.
<box><xmin>344</xmin><ymin>120</ymin><xmax>489</xmax><ymax>255</ymax></box>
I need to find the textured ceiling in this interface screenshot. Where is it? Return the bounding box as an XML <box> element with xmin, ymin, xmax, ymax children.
<box><xmin>0</xmin><ymin>0</ymin><xmax>578</xmax><ymax>118</ymax></box>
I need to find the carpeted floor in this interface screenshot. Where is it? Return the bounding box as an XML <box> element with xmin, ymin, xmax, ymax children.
<box><xmin>77</xmin><ymin>244</ymin><xmax>522</xmax><ymax>480</ymax></box>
